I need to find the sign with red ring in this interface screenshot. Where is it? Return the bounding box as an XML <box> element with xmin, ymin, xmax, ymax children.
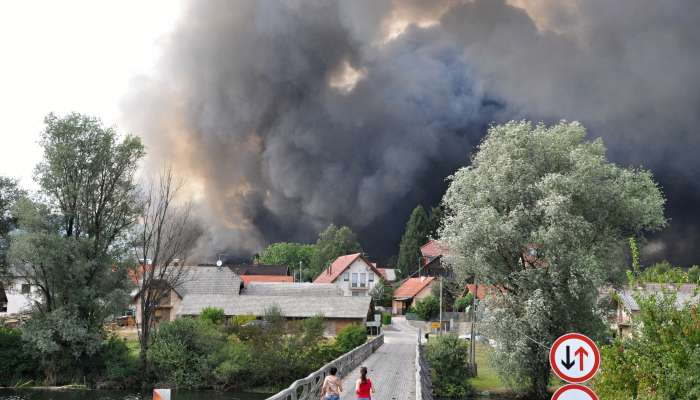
<box><xmin>551</xmin><ymin>384</ymin><xmax>599</xmax><ymax>400</ymax></box>
<box><xmin>549</xmin><ymin>333</ymin><xmax>601</xmax><ymax>383</ymax></box>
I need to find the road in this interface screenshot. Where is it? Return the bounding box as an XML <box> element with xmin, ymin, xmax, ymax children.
<box><xmin>340</xmin><ymin>317</ymin><xmax>418</xmax><ymax>400</ymax></box>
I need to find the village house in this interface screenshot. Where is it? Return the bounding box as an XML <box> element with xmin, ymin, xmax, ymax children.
<box><xmin>313</xmin><ymin>253</ymin><xmax>385</xmax><ymax>296</ymax></box>
<box><xmin>392</xmin><ymin>276</ymin><xmax>437</xmax><ymax>315</ymax></box>
<box><xmin>0</xmin><ymin>269</ymin><xmax>38</xmax><ymax>319</ymax></box>
<box><xmin>611</xmin><ymin>283</ymin><xmax>700</xmax><ymax>336</ymax></box>
<box><xmin>133</xmin><ymin>265</ymin><xmax>373</xmax><ymax>334</ymax></box>
<box><xmin>415</xmin><ymin>240</ymin><xmax>450</xmax><ymax>278</ymax></box>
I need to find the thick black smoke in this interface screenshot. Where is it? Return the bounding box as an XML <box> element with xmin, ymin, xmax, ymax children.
<box><xmin>123</xmin><ymin>0</ymin><xmax>700</xmax><ymax>265</ymax></box>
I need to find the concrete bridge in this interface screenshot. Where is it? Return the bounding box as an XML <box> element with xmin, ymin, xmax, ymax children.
<box><xmin>267</xmin><ymin>316</ymin><xmax>428</xmax><ymax>400</ymax></box>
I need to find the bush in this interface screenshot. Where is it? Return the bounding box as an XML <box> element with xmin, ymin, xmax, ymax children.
<box><xmin>210</xmin><ymin>336</ymin><xmax>253</xmax><ymax>389</ymax></box>
<box><xmin>414</xmin><ymin>296</ymin><xmax>439</xmax><ymax>320</ymax></box>
<box><xmin>381</xmin><ymin>313</ymin><xmax>392</xmax><ymax>325</ymax></box>
<box><xmin>335</xmin><ymin>324</ymin><xmax>367</xmax><ymax>353</ymax></box>
<box><xmin>593</xmin><ymin>293</ymin><xmax>700</xmax><ymax>399</ymax></box>
<box><xmin>98</xmin><ymin>335</ymin><xmax>139</xmax><ymax>384</ymax></box>
<box><xmin>0</xmin><ymin>326</ymin><xmax>38</xmax><ymax>385</ymax></box>
<box><xmin>454</xmin><ymin>294</ymin><xmax>474</xmax><ymax>312</ymax></box>
<box><xmin>148</xmin><ymin>318</ymin><xmax>223</xmax><ymax>388</ymax></box>
<box><xmin>426</xmin><ymin>334</ymin><xmax>473</xmax><ymax>399</ymax></box>
<box><xmin>200</xmin><ymin>307</ymin><xmax>226</xmax><ymax>325</ymax></box>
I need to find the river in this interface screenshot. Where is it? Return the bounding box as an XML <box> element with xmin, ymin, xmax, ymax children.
<box><xmin>0</xmin><ymin>389</ymin><xmax>270</xmax><ymax>400</ymax></box>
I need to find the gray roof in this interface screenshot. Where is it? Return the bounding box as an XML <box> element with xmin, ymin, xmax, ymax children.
<box><xmin>244</xmin><ymin>282</ymin><xmax>342</xmax><ymax>297</ymax></box>
<box><xmin>178</xmin><ymin>294</ymin><xmax>371</xmax><ymax>319</ymax></box>
<box><xmin>618</xmin><ymin>283</ymin><xmax>699</xmax><ymax>312</ymax></box>
<box><xmin>177</xmin><ymin>266</ymin><xmax>241</xmax><ymax>296</ymax></box>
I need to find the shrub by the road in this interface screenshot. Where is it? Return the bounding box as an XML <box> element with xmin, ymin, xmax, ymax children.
<box><xmin>414</xmin><ymin>296</ymin><xmax>439</xmax><ymax>320</ymax></box>
<box><xmin>0</xmin><ymin>326</ymin><xmax>38</xmax><ymax>385</ymax></box>
<box><xmin>334</xmin><ymin>324</ymin><xmax>367</xmax><ymax>353</ymax></box>
<box><xmin>426</xmin><ymin>334</ymin><xmax>474</xmax><ymax>399</ymax></box>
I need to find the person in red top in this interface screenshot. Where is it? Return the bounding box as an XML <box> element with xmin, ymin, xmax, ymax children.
<box><xmin>355</xmin><ymin>366</ymin><xmax>375</xmax><ymax>400</ymax></box>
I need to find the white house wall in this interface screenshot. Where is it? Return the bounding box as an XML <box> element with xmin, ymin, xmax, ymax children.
<box><xmin>1</xmin><ymin>280</ymin><xmax>37</xmax><ymax>316</ymax></box>
<box><xmin>333</xmin><ymin>258</ymin><xmax>378</xmax><ymax>296</ymax></box>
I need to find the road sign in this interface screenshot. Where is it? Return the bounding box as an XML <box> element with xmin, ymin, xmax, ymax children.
<box><xmin>551</xmin><ymin>384</ymin><xmax>599</xmax><ymax>400</ymax></box>
<box><xmin>550</xmin><ymin>333</ymin><xmax>600</xmax><ymax>383</ymax></box>
<box><xmin>431</xmin><ymin>322</ymin><xmax>441</xmax><ymax>329</ymax></box>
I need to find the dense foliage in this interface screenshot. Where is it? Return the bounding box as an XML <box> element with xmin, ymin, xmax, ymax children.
<box><xmin>256</xmin><ymin>242</ymin><xmax>317</xmax><ymax>281</ymax></box>
<box><xmin>310</xmin><ymin>224</ymin><xmax>362</xmax><ymax>278</ymax></box>
<box><xmin>413</xmin><ymin>296</ymin><xmax>440</xmax><ymax>321</ymax></box>
<box><xmin>369</xmin><ymin>277</ymin><xmax>394</xmax><ymax>307</ymax></box>
<box><xmin>397</xmin><ymin>205</ymin><xmax>431</xmax><ymax>277</ymax></box>
<box><xmin>0</xmin><ymin>326</ymin><xmax>38</xmax><ymax>385</ymax></box>
<box><xmin>594</xmin><ymin>293</ymin><xmax>700</xmax><ymax>399</ymax></box>
<box><xmin>440</xmin><ymin>121</ymin><xmax>666</xmax><ymax>398</ymax></box>
<box><xmin>426</xmin><ymin>334</ymin><xmax>474</xmax><ymax>399</ymax></box>
<box><xmin>454</xmin><ymin>293</ymin><xmax>474</xmax><ymax>312</ymax></box>
<box><xmin>334</xmin><ymin>324</ymin><xmax>368</xmax><ymax>353</ymax></box>
<box><xmin>148</xmin><ymin>313</ymin><xmax>366</xmax><ymax>390</ymax></box>
<box><xmin>637</xmin><ymin>260</ymin><xmax>700</xmax><ymax>284</ymax></box>
<box><xmin>0</xmin><ymin>176</ymin><xmax>24</xmax><ymax>271</ymax></box>
<box><xmin>8</xmin><ymin>113</ymin><xmax>144</xmax><ymax>384</ymax></box>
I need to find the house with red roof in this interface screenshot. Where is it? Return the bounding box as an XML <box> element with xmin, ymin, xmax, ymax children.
<box><xmin>413</xmin><ymin>239</ymin><xmax>449</xmax><ymax>278</ymax></box>
<box><xmin>392</xmin><ymin>276</ymin><xmax>437</xmax><ymax>315</ymax></box>
<box><xmin>313</xmin><ymin>253</ymin><xmax>384</xmax><ymax>297</ymax></box>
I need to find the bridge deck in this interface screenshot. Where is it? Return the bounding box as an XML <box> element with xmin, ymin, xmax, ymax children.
<box><xmin>340</xmin><ymin>317</ymin><xmax>417</xmax><ymax>400</ymax></box>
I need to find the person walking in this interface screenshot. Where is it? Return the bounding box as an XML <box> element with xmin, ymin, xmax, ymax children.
<box><xmin>355</xmin><ymin>366</ymin><xmax>374</xmax><ymax>400</ymax></box>
<box><xmin>320</xmin><ymin>367</ymin><xmax>342</xmax><ymax>400</ymax></box>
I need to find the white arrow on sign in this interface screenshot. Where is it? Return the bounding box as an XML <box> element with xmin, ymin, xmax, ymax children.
<box><xmin>551</xmin><ymin>384</ymin><xmax>599</xmax><ymax>400</ymax></box>
<box><xmin>549</xmin><ymin>333</ymin><xmax>600</xmax><ymax>383</ymax></box>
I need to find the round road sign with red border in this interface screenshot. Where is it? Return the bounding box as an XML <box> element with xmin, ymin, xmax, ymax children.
<box><xmin>549</xmin><ymin>333</ymin><xmax>600</xmax><ymax>383</ymax></box>
<box><xmin>551</xmin><ymin>384</ymin><xmax>599</xmax><ymax>400</ymax></box>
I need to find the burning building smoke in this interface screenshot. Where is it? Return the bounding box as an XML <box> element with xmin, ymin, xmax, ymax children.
<box><xmin>123</xmin><ymin>0</ymin><xmax>700</xmax><ymax>264</ymax></box>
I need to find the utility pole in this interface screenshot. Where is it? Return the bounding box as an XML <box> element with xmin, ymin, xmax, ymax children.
<box><xmin>417</xmin><ymin>255</ymin><xmax>422</xmax><ymax>277</ymax></box>
<box><xmin>469</xmin><ymin>276</ymin><xmax>478</xmax><ymax>376</ymax></box>
<box><xmin>299</xmin><ymin>261</ymin><xmax>303</xmax><ymax>283</ymax></box>
<box><xmin>439</xmin><ymin>276</ymin><xmax>443</xmax><ymax>334</ymax></box>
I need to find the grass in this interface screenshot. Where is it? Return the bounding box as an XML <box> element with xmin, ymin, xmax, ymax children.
<box><xmin>469</xmin><ymin>343</ymin><xmax>507</xmax><ymax>392</ymax></box>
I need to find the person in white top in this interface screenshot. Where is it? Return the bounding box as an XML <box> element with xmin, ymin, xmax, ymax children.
<box><xmin>320</xmin><ymin>366</ymin><xmax>342</xmax><ymax>400</ymax></box>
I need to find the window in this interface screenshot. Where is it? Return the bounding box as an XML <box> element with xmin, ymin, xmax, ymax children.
<box><xmin>360</xmin><ymin>273</ymin><xmax>367</xmax><ymax>288</ymax></box>
<box><xmin>21</xmin><ymin>284</ymin><xmax>30</xmax><ymax>294</ymax></box>
<box><xmin>0</xmin><ymin>302</ymin><xmax>6</xmax><ymax>312</ymax></box>
<box><xmin>351</xmin><ymin>273</ymin><xmax>358</xmax><ymax>288</ymax></box>
<box><xmin>368</xmin><ymin>273</ymin><xmax>374</xmax><ymax>283</ymax></box>
<box><xmin>343</xmin><ymin>271</ymin><xmax>349</xmax><ymax>281</ymax></box>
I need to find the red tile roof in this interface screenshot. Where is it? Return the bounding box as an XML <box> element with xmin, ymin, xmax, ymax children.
<box><xmin>394</xmin><ymin>277</ymin><xmax>436</xmax><ymax>299</ymax></box>
<box><xmin>313</xmin><ymin>253</ymin><xmax>382</xmax><ymax>284</ymax></box>
<box><xmin>420</xmin><ymin>240</ymin><xmax>448</xmax><ymax>258</ymax></box>
<box><xmin>240</xmin><ymin>275</ymin><xmax>294</xmax><ymax>286</ymax></box>
<box><xmin>466</xmin><ymin>284</ymin><xmax>500</xmax><ymax>300</ymax></box>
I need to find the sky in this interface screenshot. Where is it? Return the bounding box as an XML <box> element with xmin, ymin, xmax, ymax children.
<box><xmin>0</xmin><ymin>1</ymin><xmax>184</xmax><ymax>188</ymax></box>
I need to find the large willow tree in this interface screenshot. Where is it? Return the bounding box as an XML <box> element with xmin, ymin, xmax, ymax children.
<box><xmin>439</xmin><ymin>121</ymin><xmax>666</xmax><ymax>399</ymax></box>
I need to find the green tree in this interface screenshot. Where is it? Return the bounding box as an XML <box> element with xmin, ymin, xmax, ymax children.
<box><xmin>310</xmin><ymin>224</ymin><xmax>362</xmax><ymax>278</ymax></box>
<box><xmin>594</xmin><ymin>294</ymin><xmax>700</xmax><ymax>399</ymax></box>
<box><xmin>428</xmin><ymin>205</ymin><xmax>443</xmax><ymax>239</ymax></box>
<box><xmin>257</xmin><ymin>242</ymin><xmax>317</xmax><ymax>281</ymax></box>
<box><xmin>439</xmin><ymin>121</ymin><xmax>666</xmax><ymax>399</ymax></box>
<box><xmin>414</xmin><ymin>295</ymin><xmax>440</xmax><ymax>321</ymax></box>
<box><xmin>426</xmin><ymin>334</ymin><xmax>474</xmax><ymax>399</ymax></box>
<box><xmin>688</xmin><ymin>265</ymin><xmax>700</xmax><ymax>284</ymax></box>
<box><xmin>8</xmin><ymin>113</ymin><xmax>145</xmax><ymax>383</ymax></box>
<box><xmin>334</xmin><ymin>324</ymin><xmax>367</xmax><ymax>353</ymax></box>
<box><xmin>0</xmin><ymin>176</ymin><xmax>25</xmax><ymax>271</ymax></box>
<box><xmin>201</xmin><ymin>307</ymin><xmax>226</xmax><ymax>325</ymax></box>
<box><xmin>369</xmin><ymin>277</ymin><xmax>394</xmax><ymax>307</ymax></box>
<box><xmin>397</xmin><ymin>205</ymin><xmax>431</xmax><ymax>277</ymax></box>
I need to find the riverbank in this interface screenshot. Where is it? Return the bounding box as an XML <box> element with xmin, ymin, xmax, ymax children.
<box><xmin>0</xmin><ymin>388</ymin><xmax>271</xmax><ymax>400</ymax></box>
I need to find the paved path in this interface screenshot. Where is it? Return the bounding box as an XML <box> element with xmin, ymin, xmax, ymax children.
<box><xmin>340</xmin><ymin>317</ymin><xmax>417</xmax><ymax>400</ymax></box>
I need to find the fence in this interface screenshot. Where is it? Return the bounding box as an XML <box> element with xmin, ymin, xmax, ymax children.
<box><xmin>266</xmin><ymin>334</ymin><xmax>384</xmax><ymax>400</ymax></box>
<box><xmin>415</xmin><ymin>329</ymin><xmax>434</xmax><ymax>400</ymax></box>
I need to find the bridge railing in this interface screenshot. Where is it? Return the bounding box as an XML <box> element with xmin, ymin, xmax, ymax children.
<box><xmin>266</xmin><ymin>333</ymin><xmax>384</xmax><ymax>400</ymax></box>
<box><xmin>415</xmin><ymin>329</ymin><xmax>434</xmax><ymax>400</ymax></box>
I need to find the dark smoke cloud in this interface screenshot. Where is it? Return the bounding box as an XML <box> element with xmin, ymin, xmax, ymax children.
<box><xmin>123</xmin><ymin>0</ymin><xmax>700</xmax><ymax>265</ymax></box>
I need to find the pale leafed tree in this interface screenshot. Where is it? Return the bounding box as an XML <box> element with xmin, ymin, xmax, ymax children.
<box><xmin>132</xmin><ymin>167</ymin><xmax>203</xmax><ymax>373</ymax></box>
<box><xmin>439</xmin><ymin>121</ymin><xmax>666</xmax><ymax>399</ymax></box>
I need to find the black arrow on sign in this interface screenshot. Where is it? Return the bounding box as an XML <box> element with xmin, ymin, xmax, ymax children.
<box><xmin>561</xmin><ymin>345</ymin><xmax>576</xmax><ymax>370</ymax></box>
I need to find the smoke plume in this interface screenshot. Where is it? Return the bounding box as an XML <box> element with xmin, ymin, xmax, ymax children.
<box><xmin>123</xmin><ymin>0</ymin><xmax>700</xmax><ymax>265</ymax></box>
